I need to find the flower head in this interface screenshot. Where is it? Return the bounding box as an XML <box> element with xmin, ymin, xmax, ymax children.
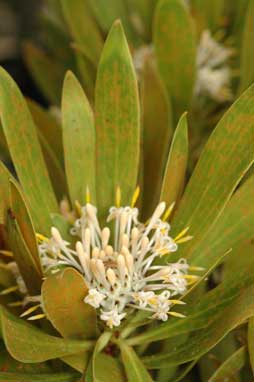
<box><xmin>195</xmin><ymin>30</ymin><xmax>234</xmax><ymax>102</ymax></box>
<box><xmin>38</xmin><ymin>190</ymin><xmax>195</xmax><ymax>328</ymax></box>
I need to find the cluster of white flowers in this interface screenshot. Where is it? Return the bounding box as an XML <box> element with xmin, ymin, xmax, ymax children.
<box><xmin>195</xmin><ymin>30</ymin><xmax>234</xmax><ymax>103</ymax></box>
<box><xmin>38</xmin><ymin>194</ymin><xmax>196</xmax><ymax>329</ymax></box>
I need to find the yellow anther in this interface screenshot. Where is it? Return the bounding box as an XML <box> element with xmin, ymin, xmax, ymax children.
<box><xmin>8</xmin><ymin>301</ymin><xmax>23</xmax><ymax>307</ymax></box>
<box><xmin>162</xmin><ymin>202</ymin><xmax>175</xmax><ymax>221</ymax></box>
<box><xmin>0</xmin><ymin>250</ymin><xmax>13</xmax><ymax>257</ymax></box>
<box><xmin>86</xmin><ymin>186</ymin><xmax>91</xmax><ymax>204</ymax></box>
<box><xmin>0</xmin><ymin>285</ymin><xmax>19</xmax><ymax>295</ymax></box>
<box><xmin>20</xmin><ymin>304</ymin><xmax>41</xmax><ymax>318</ymax></box>
<box><xmin>116</xmin><ymin>186</ymin><xmax>121</xmax><ymax>208</ymax></box>
<box><xmin>27</xmin><ymin>314</ymin><xmax>46</xmax><ymax>321</ymax></box>
<box><xmin>176</xmin><ymin>235</ymin><xmax>193</xmax><ymax>244</ymax></box>
<box><xmin>158</xmin><ymin>248</ymin><xmax>170</xmax><ymax>257</ymax></box>
<box><xmin>36</xmin><ymin>233</ymin><xmax>49</xmax><ymax>243</ymax></box>
<box><xmin>189</xmin><ymin>266</ymin><xmax>205</xmax><ymax>272</ymax></box>
<box><xmin>168</xmin><ymin>311</ymin><xmax>186</xmax><ymax>318</ymax></box>
<box><xmin>168</xmin><ymin>300</ymin><xmax>186</xmax><ymax>305</ymax></box>
<box><xmin>174</xmin><ymin>227</ymin><xmax>190</xmax><ymax>242</ymax></box>
<box><xmin>131</xmin><ymin>186</ymin><xmax>140</xmax><ymax>207</ymax></box>
<box><xmin>75</xmin><ymin>200</ymin><xmax>82</xmax><ymax>217</ymax></box>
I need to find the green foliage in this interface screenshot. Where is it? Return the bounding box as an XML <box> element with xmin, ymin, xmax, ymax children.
<box><xmin>0</xmin><ymin>4</ymin><xmax>254</xmax><ymax>381</ymax></box>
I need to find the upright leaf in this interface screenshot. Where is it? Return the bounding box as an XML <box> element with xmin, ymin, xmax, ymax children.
<box><xmin>1</xmin><ymin>307</ymin><xmax>94</xmax><ymax>363</ymax></box>
<box><xmin>42</xmin><ymin>267</ymin><xmax>97</xmax><ymax>339</ymax></box>
<box><xmin>62</xmin><ymin>71</ymin><xmax>96</xmax><ymax>204</ymax></box>
<box><xmin>61</xmin><ymin>0</ymin><xmax>103</xmax><ymax>65</ymax></box>
<box><xmin>239</xmin><ymin>0</ymin><xmax>254</xmax><ymax>93</ymax></box>
<box><xmin>119</xmin><ymin>341</ymin><xmax>152</xmax><ymax>381</ymax></box>
<box><xmin>154</xmin><ymin>0</ymin><xmax>196</xmax><ymax>118</ymax></box>
<box><xmin>0</xmin><ymin>162</ymin><xmax>14</xmax><ymax>224</ymax></box>
<box><xmin>23</xmin><ymin>41</ymin><xmax>65</xmax><ymax>105</ymax></box>
<box><xmin>7</xmin><ymin>211</ymin><xmax>42</xmax><ymax>295</ymax></box>
<box><xmin>142</xmin><ymin>59</ymin><xmax>173</xmax><ymax>217</ymax></box>
<box><xmin>160</xmin><ymin>113</ymin><xmax>188</xmax><ymax>208</ymax></box>
<box><xmin>171</xmin><ymin>84</ymin><xmax>254</xmax><ymax>257</ymax></box>
<box><xmin>0</xmin><ymin>68</ymin><xmax>58</xmax><ymax>235</ymax></box>
<box><xmin>10</xmin><ymin>181</ymin><xmax>42</xmax><ymax>273</ymax></box>
<box><xmin>95</xmin><ymin>21</ymin><xmax>140</xmax><ymax>220</ymax></box>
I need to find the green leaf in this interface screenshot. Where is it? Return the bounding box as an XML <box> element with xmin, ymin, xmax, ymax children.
<box><xmin>0</xmin><ymin>372</ymin><xmax>79</xmax><ymax>381</ymax></box>
<box><xmin>160</xmin><ymin>113</ymin><xmax>188</xmax><ymax>208</ymax></box>
<box><xmin>248</xmin><ymin>317</ymin><xmax>254</xmax><ymax>374</ymax></box>
<box><xmin>141</xmin><ymin>59</ymin><xmax>173</xmax><ymax>217</ymax></box>
<box><xmin>208</xmin><ymin>346</ymin><xmax>246</xmax><ymax>382</ymax></box>
<box><xmin>88</xmin><ymin>0</ymin><xmax>136</xmax><ymax>44</ymax></box>
<box><xmin>23</xmin><ymin>41</ymin><xmax>66</xmax><ymax>105</ymax></box>
<box><xmin>185</xmin><ymin>173</ymin><xmax>254</xmax><ymax>268</ymax></box>
<box><xmin>171</xmin><ymin>84</ymin><xmax>254</xmax><ymax>258</ymax></box>
<box><xmin>27</xmin><ymin>99</ymin><xmax>67</xmax><ymax>200</ymax></box>
<box><xmin>85</xmin><ymin>333</ymin><xmax>125</xmax><ymax>382</ymax></box>
<box><xmin>0</xmin><ymin>67</ymin><xmax>58</xmax><ymax>235</ymax></box>
<box><xmin>1</xmin><ymin>307</ymin><xmax>94</xmax><ymax>363</ymax></box>
<box><xmin>95</xmin><ymin>20</ymin><xmax>140</xmax><ymax>220</ymax></box>
<box><xmin>154</xmin><ymin>0</ymin><xmax>196</xmax><ymax>118</ymax></box>
<box><xmin>7</xmin><ymin>211</ymin><xmax>42</xmax><ymax>295</ymax></box>
<box><xmin>119</xmin><ymin>341</ymin><xmax>152</xmax><ymax>381</ymax></box>
<box><xmin>62</xmin><ymin>71</ymin><xmax>96</xmax><ymax>205</ymax></box>
<box><xmin>0</xmin><ymin>162</ymin><xmax>13</xmax><ymax>224</ymax></box>
<box><xmin>42</xmin><ymin>267</ymin><xmax>97</xmax><ymax>339</ymax></box>
<box><xmin>10</xmin><ymin>181</ymin><xmax>42</xmax><ymax>274</ymax></box>
<box><xmin>126</xmin><ymin>0</ymin><xmax>157</xmax><ymax>41</ymax></box>
<box><xmin>142</xmin><ymin>280</ymin><xmax>254</xmax><ymax>368</ymax></box>
<box><xmin>239</xmin><ymin>0</ymin><xmax>254</xmax><ymax>93</ymax></box>
<box><xmin>61</xmin><ymin>0</ymin><xmax>103</xmax><ymax>65</ymax></box>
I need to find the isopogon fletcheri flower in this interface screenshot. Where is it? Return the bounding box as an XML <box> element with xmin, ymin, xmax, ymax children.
<box><xmin>195</xmin><ymin>30</ymin><xmax>234</xmax><ymax>103</ymax></box>
<box><xmin>37</xmin><ymin>188</ymin><xmax>199</xmax><ymax>329</ymax></box>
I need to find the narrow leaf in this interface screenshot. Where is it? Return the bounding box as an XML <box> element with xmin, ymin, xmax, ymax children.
<box><xmin>160</xmin><ymin>113</ymin><xmax>188</xmax><ymax>208</ymax></box>
<box><xmin>7</xmin><ymin>211</ymin><xmax>42</xmax><ymax>295</ymax></box>
<box><xmin>239</xmin><ymin>0</ymin><xmax>254</xmax><ymax>93</ymax></box>
<box><xmin>1</xmin><ymin>307</ymin><xmax>94</xmax><ymax>363</ymax></box>
<box><xmin>61</xmin><ymin>0</ymin><xmax>103</xmax><ymax>65</ymax></box>
<box><xmin>42</xmin><ymin>267</ymin><xmax>97</xmax><ymax>339</ymax></box>
<box><xmin>95</xmin><ymin>20</ymin><xmax>140</xmax><ymax>220</ymax></box>
<box><xmin>171</xmin><ymin>84</ymin><xmax>254</xmax><ymax>257</ymax></box>
<box><xmin>0</xmin><ymin>67</ymin><xmax>58</xmax><ymax>235</ymax></box>
<box><xmin>23</xmin><ymin>41</ymin><xmax>65</xmax><ymax>105</ymax></box>
<box><xmin>10</xmin><ymin>181</ymin><xmax>42</xmax><ymax>274</ymax></box>
<box><xmin>0</xmin><ymin>162</ymin><xmax>14</xmax><ymax>224</ymax></box>
<box><xmin>119</xmin><ymin>341</ymin><xmax>152</xmax><ymax>381</ymax></box>
<box><xmin>208</xmin><ymin>346</ymin><xmax>246</xmax><ymax>382</ymax></box>
<box><xmin>154</xmin><ymin>0</ymin><xmax>196</xmax><ymax>117</ymax></box>
<box><xmin>62</xmin><ymin>71</ymin><xmax>96</xmax><ymax>204</ymax></box>
<box><xmin>142</xmin><ymin>59</ymin><xmax>173</xmax><ymax>217</ymax></box>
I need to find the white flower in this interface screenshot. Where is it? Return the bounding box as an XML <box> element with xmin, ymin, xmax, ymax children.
<box><xmin>84</xmin><ymin>288</ymin><xmax>106</xmax><ymax>308</ymax></box>
<box><xmin>195</xmin><ymin>30</ymin><xmax>233</xmax><ymax>102</ymax></box>
<box><xmin>100</xmin><ymin>308</ymin><xmax>126</xmax><ymax>329</ymax></box>
<box><xmin>38</xmin><ymin>190</ymin><xmax>198</xmax><ymax>328</ymax></box>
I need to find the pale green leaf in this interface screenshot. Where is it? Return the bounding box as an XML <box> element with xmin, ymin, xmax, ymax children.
<box><xmin>208</xmin><ymin>346</ymin><xmax>246</xmax><ymax>382</ymax></box>
<box><xmin>142</xmin><ymin>59</ymin><xmax>173</xmax><ymax>217</ymax></box>
<box><xmin>154</xmin><ymin>0</ymin><xmax>196</xmax><ymax>117</ymax></box>
<box><xmin>61</xmin><ymin>0</ymin><xmax>103</xmax><ymax>65</ymax></box>
<box><xmin>95</xmin><ymin>20</ymin><xmax>140</xmax><ymax>220</ymax></box>
<box><xmin>0</xmin><ymin>67</ymin><xmax>58</xmax><ymax>235</ymax></box>
<box><xmin>62</xmin><ymin>71</ymin><xmax>96</xmax><ymax>204</ymax></box>
<box><xmin>160</xmin><ymin>112</ymin><xmax>188</xmax><ymax>208</ymax></box>
<box><xmin>119</xmin><ymin>341</ymin><xmax>152</xmax><ymax>381</ymax></box>
<box><xmin>1</xmin><ymin>307</ymin><xmax>94</xmax><ymax>363</ymax></box>
<box><xmin>239</xmin><ymin>0</ymin><xmax>254</xmax><ymax>93</ymax></box>
<box><xmin>171</xmin><ymin>84</ymin><xmax>254</xmax><ymax>259</ymax></box>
